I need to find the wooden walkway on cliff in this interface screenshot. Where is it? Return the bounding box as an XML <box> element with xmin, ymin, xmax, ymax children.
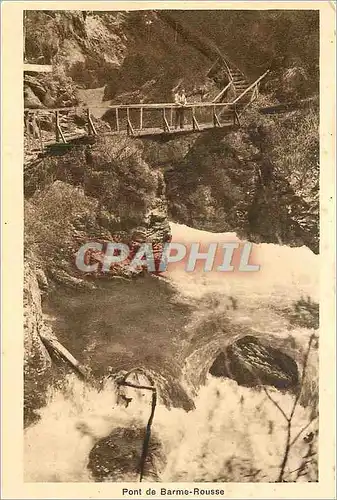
<box><xmin>24</xmin><ymin>70</ymin><xmax>269</xmax><ymax>153</ymax></box>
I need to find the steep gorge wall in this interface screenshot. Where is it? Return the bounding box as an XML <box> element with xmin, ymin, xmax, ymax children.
<box><xmin>24</xmin><ymin>135</ymin><xmax>171</xmax><ymax>423</ymax></box>
<box><xmin>24</xmin><ymin>10</ymin><xmax>319</xmax><ymax>110</ymax></box>
<box><xmin>141</xmin><ymin>103</ymin><xmax>319</xmax><ymax>253</ymax></box>
<box><xmin>25</xmin><ymin>99</ymin><xmax>319</xmax><ymax>289</ymax></box>
<box><xmin>25</xmin><ymin>136</ymin><xmax>170</xmax><ymax>284</ymax></box>
<box><xmin>24</xmin><ymin>263</ymin><xmax>53</xmax><ymax>426</ymax></box>
<box><xmin>23</xmin><ymin>10</ymin><xmax>319</xmax><ymax>438</ymax></box>
<box><xmin>24</xmin><ymin>10</ymin><xmax>213</xmax><ymax>109</ymax></box>
<box><xmin>23</xmin><ymin>104</ymin><xmax>319</xmax><ymax>428</ymax></box>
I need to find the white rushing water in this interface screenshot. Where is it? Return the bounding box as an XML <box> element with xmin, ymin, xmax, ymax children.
<box><xmin>24</xmin><ymin>223</ymin><xmax>319</xmax><ymax>482</ymax></box>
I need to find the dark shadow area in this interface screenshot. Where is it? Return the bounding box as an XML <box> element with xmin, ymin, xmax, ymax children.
<box><xmin>209</xmin><ymin>335</ymin><xmax>299</xmax><ymax>391</ymax></box>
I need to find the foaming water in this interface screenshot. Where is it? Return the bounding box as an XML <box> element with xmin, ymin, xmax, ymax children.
<box><xmin>25</xmin><ymin>223</ymin><xmax>319</xmax><ymax>482</ymax></box>
<box><xmin>167</xmin><ymin>223</ymin><xmax>319</xmax><ymax>392</ymax></box>
<box><xmin>167</xmin><ymin>222</ymin><xmax>318</xmax><ymax>306</ymax></box>
<box><xmin>24</xmin><ymin>375</ymin><xmax>317</xmax><ymax>482</ymax></box>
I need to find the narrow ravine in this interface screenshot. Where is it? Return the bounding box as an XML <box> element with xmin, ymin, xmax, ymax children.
<box><xmin>24</xmin><ymin>222</ymin><xmax>318</xmax><ymax>482</ymax></box>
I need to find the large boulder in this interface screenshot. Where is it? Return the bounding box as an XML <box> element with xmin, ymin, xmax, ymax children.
<box><xmin>282</xmin><ymin>66</ymin><xmax>309</xmax><ymax>98</ymax></box>
<box><xmin>24</xmin><ymin>85</ymin><xmax>44</xmax><ymax>109</ymax></box>
<box><xmin>88</xmin><ymin>426</ymin><xmax>164</xmax><ymax>481</ymax></box>
<box><xmin>209</xmin><ymin>335</ymin><xmax>299</xmax><ymax>391</ymax></box>
<box><xmin>24</xmin><ymin>75</ymin><xmax>47</xmax><ymax>102</ymax></box>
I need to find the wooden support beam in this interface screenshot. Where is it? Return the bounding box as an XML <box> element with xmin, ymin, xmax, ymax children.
<box><xmin>126</xmin><ymin>108</ymin><xmax>134</xmax><ymax>136</ymax></box>
<box><xmin>170</xmin><ymin>107</ymin><xmax>173</xmax><ymax>128</ymax></box>
<box><xmin>55</xmin><ymin>110</ymin><xmax>59</xmax><ymax>142</ymax></box>
<box><xmin>55</xmin><ymin>110</ymin><xmax>66</xmax><ymax>143</ymax></box>
<box><xmin>233</xmin><ymin>106</ymin><xmax>241</xmax><ymax>127</ymax></box>
<box><xmin>115</xmin><ymin>108</ymin><xmax>120</xmax><ymax>132</ymax></box>
<box><xmin>162</xmin><ymin>108</ymin><xmax>170</xmax><ymax>132</ymax></box>
<box><xmin>213</xmin><ymin>81</ymin><xmax>232</xmax><ymax>103</ymax></box>
<box><xmin>37</xmin><ymin>113</ymin><xmax>43</xmax><ymax>152</ymax></box>
<box><xmin>213</xmin><ymin>106</ymin><xmax>221</xmax><ymax>127</ymax></box>
<box><xmin>86</xmin><ymin>108</ymin><xmax>97</xmax><ymax>136</ymax></box>
<box><xmin>192</xmin><ymin>107</ymin><xmax>200</xmax><ymax>131</ymax></box>
<box><xmin>232</xmin><ymin>69</ymin><xmax>270</xmax><ymax>104</ymax></box>
<box><xmin>25</xmin><ymin>112</ymin><xmax>31</xmax><ymax>151</ymax></box>
<box><xmin>213</xmin><ymin>106</ymin><xmax>216</xmax><ymax>127</ymax></box>
<box><xmin>23</xmin><ymin>63</ymin><xmax>53</xmax><ymax>73</ymax></box>
<box><xmin>139</xmin><ymin>107</ymin><xmax>143</xmax><ymax>130</ymax></box>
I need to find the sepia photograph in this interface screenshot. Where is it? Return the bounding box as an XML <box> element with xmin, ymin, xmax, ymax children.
<box><xmin>0</xmin><ymin>2</ymin><xmax>332</xmax><ymax>493</ymax></box>
<box><xmin>22</xmin><ymin>6</ymin><xmax>321</xmax><ymax>484</ymax></box>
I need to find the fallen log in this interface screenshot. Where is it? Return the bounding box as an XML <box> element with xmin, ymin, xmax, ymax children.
<box><xmin>39</xmin><ymin>331</ymin><xmax>89</xmax><ymax>380</ymax></box>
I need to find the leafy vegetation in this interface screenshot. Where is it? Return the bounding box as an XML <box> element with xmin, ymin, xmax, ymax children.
<box><xmin>164</xmin><ymin>102</ymin><xmax>319</xmax><ymax>253</ymax></box>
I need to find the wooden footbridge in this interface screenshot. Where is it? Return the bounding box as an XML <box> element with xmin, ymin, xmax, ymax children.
<box><xmin>24</xmin><ymin>70</ymin><xmax>269</xmax><ymax>155</ymax></box>
<box><xmin>24</xmin><ymin>8</ymin><xmax>270</xmax><ymax>156</ymax></box>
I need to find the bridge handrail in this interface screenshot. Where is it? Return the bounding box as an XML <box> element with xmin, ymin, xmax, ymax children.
<box><xmin>108</xmin><ymin>102</ymin><xmax>234</xmax><ymax>110</ymax></box>
<box><xmin>232</xmin><ymin>69</ymin><xmax>270</xmax><ymax>104</ymax></box>
<box><xmin>212</xmin><ymin>81</ymin><xmax>234</xmax><ymax>103</ymax></box>
<box><xmin>24</xmin><ymin>101</ymin><xmax>236</xmax><ymax>113</ymax></box>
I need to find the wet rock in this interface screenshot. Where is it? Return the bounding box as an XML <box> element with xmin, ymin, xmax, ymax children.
<box><xmin>24</xmin><ymin>75</ymin><xmax>47</xmax><ymax>102</ymax></box>
<box><xmin>88</xmin><ymin>426</ymin><xmax>164</xmax><ymax>481</ymax></box>
<box><xmin>24</xmin><ymin>264</ymin><xmax>52</xmax><ymax>374</ymax></box>
<box><xmin>24</xmin><ymin>263</ymin><xmax>52</xmax><ymax>426</ymax></box>
<box><xmin>209</xmin><ymin>335</ymin><xmax>299</xmax><ymax>391</ymax></box>
<box><xmin>42</xmin><ymin>91</ymin><xmax>56</xmax><ymax>108</ymax></box>
<box><xmin>24</xmin><ymin>86</ymin><xmax>44</xmax><ymax>109</ymax></box>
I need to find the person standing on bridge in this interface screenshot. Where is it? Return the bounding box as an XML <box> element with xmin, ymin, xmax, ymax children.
<box><xmin>174</xmin><ymin>88</ymin><xmax>187</xmax><ymax>129</ymax></box>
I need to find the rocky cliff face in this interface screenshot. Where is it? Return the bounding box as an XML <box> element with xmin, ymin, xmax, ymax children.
<box><xmin>24</xmin><ymin>11</ymin><xmax>127</xmax><ymax>107</ymax></box>
<box><xmin>140</xmin><ymin>103</ymin><xmax>319</xmax><ymax>253</ymax></box>
<box><xmin>24</xmin><ymin>263</ymin><xmax>53</xmax><ymax>425</ymax></box>
<box><xmin>23</xmin><ymin>10</ymin><xmax>319</xmax><ymax>428</ymax></box>
<box><xmin>24</xmin><ymin>10</ymin><xmax>215</xmax><ymax>109</ymax></box>
<box><xmin>24</xmin><ymin>10</ymin><xmax>318</xmax><ymax>110</ymax></box>
<box><xmin>24</xmin><ymin>134</ymin><xmax>173</xmax><ymax>423</ymax></box>
<box><xmin>24</xmin><ymin>264</ymin><xmax>51</xmax><ymax>372</ymax></box>
<box><xmin>25</xmin><ymin>136</ymin><xmax>170</xmax><ymax>285</ymax></box>
<box><xmin>24</xmin><ymin>9</ymin><xmax>319</xmax><ymax>254</ymax></box>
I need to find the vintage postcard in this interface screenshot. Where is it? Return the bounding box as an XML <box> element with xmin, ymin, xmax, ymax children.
<box><xmin>1</xmin><ymin>1</ymin><xmax>335</xmax><ymax>498</ymax></box>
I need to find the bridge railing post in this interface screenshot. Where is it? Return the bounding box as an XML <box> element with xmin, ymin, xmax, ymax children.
<box><xmin>139</xmin><ymin>107</ymin><xmax>143</xmax><ymax>131</ymax></box>
<box><xmin>213</xmin><ymin>105</ymin><xmax>221</xmax><ymax>127</ymax></box>
<box><xmin>55</xmin><ymin>110</ymin><xmax>60</xmax><ymax>142</ymax></box>
<box><xmin>162</xmin><ymin>108</ymin><xmax>170</xmax><ymax>132</ymax></box>
<box><xmin>115</xmin><ymin>108</ymin><xmax>120</xmax><ymax>132</ymax></box>
<box><xmin>37</xmin><ymin>112</ymin><xmax>43</xmax><ymax>152</ymax></box>
<box><xmin>126</xmin><ymin>108</ymin><xmax>135</xmax><ymax>136</ymax></box>
<box><xmin>86</xmin><ymin>108</ymin><xmax>97</xmax><ymax>136</ymax></box>
<box><xmin>25</xmin><ymin>111</ymin><xmax>31</xmax><ymax>152</ymax></box>
<box><xmin>126</xmin><ymin>108</ymin><xmax>130</xmax><ymax>135</ymax></box>
<box><xmin>233</xmin><ymin>105</ymin><xmax>241</xmax><ymax>127</ymax></box>
<box><xmin>55</xmin><ymin>110</ymin><xmax>67</xmax><ymax>143</ymax></box>
<box><xmin>192</xmin><ymin>107</ymin><xmax>200</xmax><ymax>131</ymax></box>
